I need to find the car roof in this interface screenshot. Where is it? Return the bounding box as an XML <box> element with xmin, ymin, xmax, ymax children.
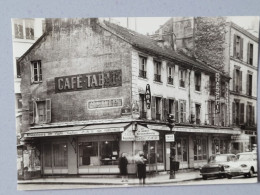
<box><xmin>211</xmin><ymin>154</ymin><xmax>235</xmax><ymax>156</ymax></box>
<box><xmin>237</xmin><ymin>152</ymin><xmax>256</xmax><ymax>155</ymax></box>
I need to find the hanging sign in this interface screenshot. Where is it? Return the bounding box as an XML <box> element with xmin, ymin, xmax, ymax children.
<box><xmin>165</xmin><ymin>134</ymin><xmax>175</xmax><ymax>142</ymax></box>
<box><xmin>145</xmin><ymin>84</ymin><xmax>151</xmax><ymax>109</ymax></box>
<box><xmin>121</xmin><ymin>125</ymin><xmax>159</xmax><ymax>141</ymax></box>
<box><xmin>135</xmin><ymin>125</ymin><xmax>159</xmax><ymax>136</ymax></box>
<box><xmin>121</xmin><ymin>126</ymin><xmax>135</xmax><ymax>141</ymax></box>
<box><xmin>215</xmin><ymin>73</ymin><xmax>220</xmax><ymax>113</ymax></box>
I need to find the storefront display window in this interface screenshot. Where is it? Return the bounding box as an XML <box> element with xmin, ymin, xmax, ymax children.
<box><xmin>79</xmin><ymin>142</ymin><xmax>98</xmax><ymax>166</ymax></box>
<box><xmin>143</xmin><ymin>141</ymin><xmax>163</xmax><ymax>164</ymax></box>
<box><xmin>194</xmin><ymin>137</ymin><xmax>207</xmax><ymax>161</ymax></box>
<box><xmin>212</xmin><ymin>138</ymin><xmax>228</xmax><ymax>154</ymax></box>
<box><xmin>100</xmin><ymin>141</ymin><xmax>119</xmax><ymax>165</ymax></box>
<box><xmin>173</xmin><ymin>138</ymin><xmax>188</xmax><ymax>162</ymax></box>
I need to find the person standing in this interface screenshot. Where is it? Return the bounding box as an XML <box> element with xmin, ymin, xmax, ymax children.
<box><xmin>119</xmin><ymin>153</ymin><xmax>128</xmax><ymax>182</ymax></box>
<box><xmin>136</xmin><ymin>151</ymin><xmax>147</xmax><ymax>185</ymax></box>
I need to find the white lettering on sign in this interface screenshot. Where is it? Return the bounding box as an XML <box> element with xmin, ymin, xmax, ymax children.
<box><xmin>122</xmin><ymin>126</ymin><xmax>135</xmax><ymax>141</ymax></box>
<box><xmin>135</xmin><ymin>136</ymin><xmax>159</xmax><ymax>141</ymax></box>
<box><xmin>215</xmin><ymin>73</ymin><xmax>220</xmax><ymax>113</ymax></box>
<box><xmin>165</xmin><ymin>134</ymin><xmax>175</xmax><ymax>142</ymax></box>
<box><xmin>135</xmin><ymin>125</ymin><xmax>159</xmax><ymax>136</ymax></box>
<box><xmin>88</xmin><ymin>98</ymin><xmax>123</xmax><ymax>109</ymax></box>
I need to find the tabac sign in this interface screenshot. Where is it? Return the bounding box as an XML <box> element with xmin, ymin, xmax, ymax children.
<box><xmin>145</xmin><ymin>84</ymin><xmax>151</xmax><ymax>109</ymax></box>
<box><xmin>215</xmin><ymin>72</ymin><xmax>220</xmax><ymax>113</ymax></box>
<box><xmin>55</xmin><ymin>70</ymin><xmax>122</xmax><ymax>93</ymax></box>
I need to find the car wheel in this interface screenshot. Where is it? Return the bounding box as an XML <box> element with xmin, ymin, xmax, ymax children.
<box><xmin>248</xmin><ymin>169</ymin><xmax>254</xmax><ymax>178</ymax></box>
<box><xmin>227</xmin><ymin>175</ymin><xmax>232</xmax><ymax>179</ymax></box>
<box><xmin>203</xmin><ymin>176</ymin><xmax>208</xmax><ymax>180</ymax></box>
<box><xmin>244</xmin><ymin>174</ymin><xmax>248</xmax><ymax>178</ymax></box>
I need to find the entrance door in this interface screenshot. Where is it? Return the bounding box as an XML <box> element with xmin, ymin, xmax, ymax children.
<box><xmin>170</xmin><ymin>137</ymin><xmax>188</xmax><ymax>169</ymax></box>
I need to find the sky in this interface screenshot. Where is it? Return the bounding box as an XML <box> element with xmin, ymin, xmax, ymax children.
<box><xmin>106</xmin><ymin>16</ymin><xmax>259</xmax><ymax>37</ymax></box>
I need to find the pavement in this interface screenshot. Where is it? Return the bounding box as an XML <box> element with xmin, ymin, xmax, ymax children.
<box><xmin>17</xmin><ymin>170</ymin><xmax>201</xmax><ymax>186</ymax></box>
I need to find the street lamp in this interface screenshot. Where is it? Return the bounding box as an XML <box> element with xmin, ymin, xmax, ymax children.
<box><xmin>167</xmin><ymin>114</ymin><xmax>176</xmax><ymax>179</ymax></box>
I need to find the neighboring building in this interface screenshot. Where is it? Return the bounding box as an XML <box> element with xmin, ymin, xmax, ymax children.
<box><xmin>17</xmin><ymin>18</ymin><xmax>239</xmax><ymax>179</ymax></box>
<box><xmin>156</xmin><ymin>17</ymin><xmax>258</xmax><ymax>154</ymax></box>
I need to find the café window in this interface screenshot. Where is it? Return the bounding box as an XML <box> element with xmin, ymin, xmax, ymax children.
<box><xmin>179</xmin><ymin>69</ymin><xmax>186</xmax><ymax>88</ymax></box>
<box><xmin>233</xmin><ymin>35</ymin><xmax>243</xmax><ymax>60</ymax></box>
<box><xmin>139</xmin><ymin>56</ymin><xmax>147</xmax><ymax>78</ymax></box>
<box><xmin>143</xmin><ymin>140</ymin><xmax>163</xmax><ymax>164</ymax></box>
<box><xmin>247</xmin><ymin>43</ymin><xmax>253</xmax><ymax>65</ymax></box>
<box><xmin>194</xmin><ymin>72</ymin><xmax>201</xmax><ymax>91</ymax></box>
<box><xmin>154</xmin><ymin>61</ymin><xmax>162</xmax><ymax>82</ymax></box>
<box><xmin>171</xmin><ymin>138</ymin><xmax>188</xmax><ymax>162</ymax></box>
<box><xmin>79</xmin><ymin>142</ymin><xmax>98</xmax><ymax>166</ymax></box>
<box><xmin>31</xmin><ymin>61</ymin><xmax>42</xmax><ymax>83</ymax></box>
<box><xmin>194</xmin><ymin>137</ymin><xmax>207</xmax><ymax>161</ymax></box>
<box><xmin>167</xmin><ymin>64</ymin><xmax>174</xmax><ymax>85</ymax></box>
<box><xmin>13</xmin><ymin>19</ymin><xmax>34</xmax><ymax>40</ymax></box>
<box><xmin>43</xmin><ymin>143</ymin><xmax>68</xmax><ymax>168</ymax></box>
<box><xmin>139</xmin><ymin>94</ymin><xmax>147</xmax><ymax>119</ymax></box>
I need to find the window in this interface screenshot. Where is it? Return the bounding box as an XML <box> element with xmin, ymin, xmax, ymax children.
<box><xmin>246</xmin><ymin>104</ymin><xmax>255</xmax><ymax>126</ymax></box>
<box><xmin>220</xmin><ymin>103</ymin><xmax>227</xmax><ymax>126</ymax></box>
<box><xmin>30</xmin><ymin>99</ymin><xmax>51</xmax><ymax>124</ymax></box>
<box><xmin>220</xmin><ymin>81</ymin><xmax>226</xmax><ymax>97</ymax></box>
<box><xmin>195</xmin><ymin>104</ymin><xmax>201</xmax><ymax>125</ymax></box>
<box><xmin>167</xmin><ymin>64</ymin><xmax>174</xmax><ymax>85</ymax></box>
<box><xmin>155</xmin><ymin>97</ymin><xmax>162</xmax><ymax>120</ymax></box>
<box><xmin>179</xmin><ymin>100</ymin><xmax>186</xmax><ymax>123</ymax></box>
<box><xmin>212</xmin><ymin>139</ymin><xmax>228</xmax><ymax>154</ymax></box>
<box><xmin>16</xmin><ymin>94</ymin><xmax>22</xmax><ymax>110</ymax></box>
<box><xmin>139</xmin><ymin>56</ymin><xmax>147</xmax><ymax>78</ymax></box>
<box><xmin>247</xmin><ymin>74</ymin><xmax>253</xmax><ymax>96</ymax></box>
<box><xmin>13</xmin><ymin>19</ymin><xmax>34</xmax><ymax>40</ymax></box>
<box><xmin>143</xmin><ymin>140</ymin><xmax>164</xmax><ymax>164</ymax></box>
<box><xmin>79</xmin><ymin>142</ymin><xmax>98</xmax><ymax>166</ymax></box>
<box><xmin>139</xmin><ymin>94</ymin><xmax>147</xmax><ymax>119</ymax></box>
<box><xmin>194</xmin><ymin>72</ymin><xmax>201</xmax><ymax>91</ymax></box>
<box><xmin>179</xmin><ymin>69</ymin><xmax>186</xmax><ymax>88</ymax></box>
<box><xmin>232</xmin><ymin>101</ymin><xmax>240</xmax><ymax>125</ymax></box>
<box><xmin>168</xmin><ymin>99</ymin><xmax>174</xmax><ymax>115</ymax></box>
<box><xmin>154</xmin><ymin>61</ymin><xmax>162</xmax><ymax>82</ymax></box>
<box><xmin>208</xmin><ymin>100</ymin><xmax>215</xmax><ymax>125</ymax></box>
<box><xmin>233</xmin><ymin>35</ymin><xmax>243</xmax><ymax>60</ymax></box>
<box><xmin>247</xmin><ymin>43</ymin><xmax>253</xmax><ymax>65</ymax></box>
<box><xmin>16</xmin><ymin>58</ymin><xmax>21</xmax><ymax>78</ymax></box>
<box><xmin>233</xmin><ymin>68</ymin><xmax>242</xmax><ymax>93</ymax></box>
<box><xmin>31</xmin><ymin>61</ymin><xmax>42</xmax><ymax>83</ymax></box>
<box><xmin>100</xmin><ymin>141</ymin><xmax>119</xmax><ymax>165</ymax></box>
<box><xmin>194</xmin><ymin>137</ymin><xmax>207</xmax><ymax>161</ymax></box>
<box><xmin>171</xmin><ymin>138</ymin><xmax>188</xmax><ymax>162</ymax></box>
<box><xmin>209</xmin><ymin>76</ymin><xmax>215</xmax><ymax>95</ymax></box>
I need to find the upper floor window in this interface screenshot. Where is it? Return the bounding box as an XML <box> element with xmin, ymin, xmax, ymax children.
<box><xmin>195</xmin><ymin>104</ymin><xmax>201</xmax><ymax>125</ymax></box>
<box><xmin>194</xmin><ymin>72</ymin><xmax>201</xmax><ymax>92</ymax></box>
<box><xmin>139</xmin><ymin>94</ymin><xmax>147</xmax><ymax>119</ymax></box>
<box><xmin>233</xmin><ymin>68</ymin><xmax>242</xmax><ymax>93</ymax></box>
<box><xmin>167</xmin><ymin>64</ymin><xmax>174</xmax><ymax>85</ymax></box>
<box><xmin>233</xmin><ymin>35</ymin><xmax>243</xmax><ymax>60</ymax></box>
<box><xmin>247</xmin><ymin>74</ymin><xmax>253</xmax><ymax>96</ymax></box>
<box><xmin>154</xmin><ymin>61</ymin><xmax>162</xmax><ymax>82</ymax></box>
<box><xmin>246</xmin><ymin>104</ymin><xmax>255</xmax><ymax>126</ymax></box>
<box><xmin>31</xmin><ymin>61</ymin><xmax>42</xmax><ymax>83</ymax></box>
<box><xmin>155</xmin><ymin>97</ymin><xmax>162</xmax><ymax>120</ymax></box>
<box><xmin>139</xmin><ymin>56</ymin><xmax>147</xmax><ymax>79</ymax></box>
<box><xmin>179</xmin><ymin>100</ymin><xmax>186</xmax><ymax>123</ymax></box>
<box><xmin>209</xmin><ymin>76</ymin><xmax>215</xmax><ymax>96</ymax></box>
<box><xmin>29</xmin><ymin>99</ymin><xmax>51</xmax><ymax>124</ymax></box>
<box><xmin>247</xmin><ymin>43</ymin><xmax>253</xmax><ymax>65</ymax></box>
<box><xmin>220</xmin><ymin>81</ymin><xmax>226</xmax><ymax>97</ymax></box>
<box><xmin>13</xmin><ymin>19</ymin><xmax>34</xmax><ymax>40</ymax></box>
<box><xmin>16</xmin><ymin>58</ymin><xmax>21</xmax><ymax>78</ymax></box>
<box><xmin>179</xmin><ymin>69</ymin><xmax>186</xmax><ymax>88</ymax></box>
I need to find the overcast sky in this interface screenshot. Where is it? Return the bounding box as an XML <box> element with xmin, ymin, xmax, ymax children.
<box><xmin>106</xmin><ymin>16</ymin><xmax>259</xmax><ymax>37</ymax></box>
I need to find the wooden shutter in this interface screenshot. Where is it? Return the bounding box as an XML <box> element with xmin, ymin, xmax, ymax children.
<box><xmin>233</xmin><ymin>35</ymin><xmax>236</xmax><ymax>57</ymax></box>
<box><xmin>232</xmin><ymin>102</ymin><xmax>236</xmax><ymax>124</ymax></box>
<box><xmin>239</xmin><ymin>71</ymin><xmax>242</xmax><ymax>92</ymax></box>
<box><xmin>175</xmin><ymin>100</ymin><xmax>179</xmax><ymax>123</ymax></box>
<box><xmin>240</xmin><ymin>103</ymin><xmax>244</xmax><ymax>124</ymax></box>
<box><xmin>183</xmin><ymin>100</ymin><xmax>186</xmax><ymax>123</ymax></box>
<box><xmin>252</xmin><ymin>106</ymin><xmax>255</xmax><ymax>125</ymax></box>
<box><xmin>162</xmin><ymin>98</ymin><xmax>166</xmax><ymax>121</ymax></box>
<box><xmin>246</xmin><ymin>74</ymin><xmax>249</xmax><ymax>95</ymax></box>
<box><xmin>240</xmin><ymin>38</ymin><xmax>243</xmax><ymax>60</ymax></box>
<box><xmin>165</xmin><ymin>98</ymin><xmax>169</xmax><ymax>121</ymax></box>
<box><xmin>29</xmin><ymin>101</ymin><xmax>34</xmax><ymax>124</ymax></box>
<box><xmin>246</xmin><ymin>104</ymin><xmax>249</xmax><ymax>126</ymax></box>
<box><xmin>151</xmin><ymin>96</ymin><xmax>156</xmax><ymax>120</ymax></box>
<box><xmin>233</xmin><ymin>69</ymin><xmax>236</xmax><ymax>91</ymax></box>
<box><xmin>247</xmin><ymin>42</ymin><xmax>250</xmax><ymax>64</ymax></box>
<box><xmin>45</xmin><ymin>99</ymin><xmax>51</xmax><ymax>123</ymax></box>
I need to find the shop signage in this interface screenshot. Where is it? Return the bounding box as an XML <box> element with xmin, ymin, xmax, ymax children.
<box><xmin>135</xmin><ymin>125</ymin><xmax>159</xmax><ymax>136</ymax></box>
<box><xmin>24</xmin><ymin>127</ymin><xmax>124</xmax><ymax>138</ymax></box>
<box><xmin>145</xmin><ymin>84</ymin><xmax>151</xmax><ymax>109</ymax></box>
<box><xmin>121</xmin><ymin>125</ymin><xmax>159</xmax><ymax>141</ymax></box>
<box><xmin>172</xmin><ymin>127</ymin><xmax>241</xmax><ymax>134</ymax></box>
<box><xmin>55</xmin><ymin>69</ymin><xmax>122</xmax><ymax>93</ymax></box>
<box><xmin>215</xmin><ymin>73</ymin><xmax>220</xmax><ymax>113</ymax></box>
<box><xmin>121</xmin><ymin>126</ymin><xmax>135</xmax><ymax>141</ymax></box>
<box><xmin>165</xmin><ymin>134</ymin><xmax>175</xmax><ymax>142</ymax></box>
<box><xmin>231</xmin><ymin>134</ymin><xmax>249</xmax><ymax>141</ymax></box>
<box><xmin>88</xmin><ymin>98</ymin><xmax>123</xmax><ymax>109</ymax></box>
<box><xmin>135</xmin><ymin>136</ymin><xmax>159</xmax><ymax>141</ymax></box>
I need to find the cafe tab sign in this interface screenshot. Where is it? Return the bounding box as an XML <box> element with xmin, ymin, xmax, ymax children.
<box><xmin>145</xmin><ymin>84</ymin><xmax>151</xmax><ymax>109</ymax></box>
<box><xmin>215</xmin><ymin>72</ymin><xmax>220</xmax><ymax>113</ymax></box>
<box><xmin>121</xmin><ymin>124</ymin><xmax>159</xmax><ymax>141</ymax></box>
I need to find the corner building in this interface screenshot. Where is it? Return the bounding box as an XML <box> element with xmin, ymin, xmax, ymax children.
<box><xmin>19</xmin><ymin>18</ymin><xmax>239</xmax><ymax>178</ymax></box>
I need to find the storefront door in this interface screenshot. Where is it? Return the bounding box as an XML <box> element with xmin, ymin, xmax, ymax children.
<box><xmin>170</xmin><ymin>137</ymin><xmax>188</xmax><ymax>169</ymax></box>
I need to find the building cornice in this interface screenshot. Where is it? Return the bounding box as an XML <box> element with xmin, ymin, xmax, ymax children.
<box><xmin>230</xmin><ymin>57</ymin><xmax>258</xmax><ymax>71</ymax></box>
<box><xmin>230</xmin><ymin>22</ymin><xmax>259</xmax><ymax>43</ymax></box>
<box><xmin>230</xmin><ymin>91</ymin><xmax>257</xmax><ymax>100</ymax></box>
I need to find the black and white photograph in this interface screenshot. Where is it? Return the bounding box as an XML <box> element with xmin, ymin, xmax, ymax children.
<box><xmin>12</xmin><ymin>16</ymin><xmax>259</xmax><ymax>191</ymax></box>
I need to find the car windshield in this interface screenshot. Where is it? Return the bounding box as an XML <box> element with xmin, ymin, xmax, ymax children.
<box><xmin>209</xmin><ymin>155</ymin><xmax>228</xmax><ymax>163</ymax></box>
<box><xmin>237</xmin><ymin>154</ymin><xmax>254</xmax><ymax>161</ymax></box>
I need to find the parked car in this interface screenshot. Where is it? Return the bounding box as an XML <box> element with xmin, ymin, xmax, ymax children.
<box><xmin>225</xmin><ymin>152</ymin><xmax>257</xmax><ymax>179</ymax></box>
<box><xmin>200</xmin><ymin>154</ymin><xmax>236</xmax><ymax>180</ymax></box>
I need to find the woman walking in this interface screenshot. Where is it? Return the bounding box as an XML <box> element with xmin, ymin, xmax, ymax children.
<box><xmin>136</xmin><ymin>151</ymin><xmax>147</xmax><ymax>185</ymax></box>
<box><xmin>119</xmin><ymin>153</ymin><xmax>128</xmax><ymax>182</ymax></box>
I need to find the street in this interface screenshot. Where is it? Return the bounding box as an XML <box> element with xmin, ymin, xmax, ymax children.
<box><xmin>17</xmin><ymin>176</ymin><xmax>258</xmax><ymax>190</ymax></box>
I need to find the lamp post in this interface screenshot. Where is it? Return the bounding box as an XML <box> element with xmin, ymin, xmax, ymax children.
<box><xmin>167</xmin><ymin>114</ymin><xmax>175</xmax><ymax>179</ymax></box>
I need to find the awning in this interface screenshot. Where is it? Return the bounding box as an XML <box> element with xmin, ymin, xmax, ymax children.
<box><xmin>147</xmin><ymin>124</ymin><xmax>241</xmax><ymax>135</ymax></box>
<box><xmin>23</xmin><ymin>123</ymin><xmax>130</xmax><ymax>138</ymax></box>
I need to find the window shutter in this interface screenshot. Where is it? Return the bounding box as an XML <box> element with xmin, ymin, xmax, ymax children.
<box><xmin>162</xmin><ymin>98</ymin><xmax>166</xmax><ymax>121</ymax></box>
<box><xmin>232</xmin><ymin>102</ymin><xmax>236</xmax><ymax>124</ymax></box>
<box><xmin>252</xmin><ymin>106</ymin><xmax>255</xmax><ymax>125</ymax></box>
<box><xmin>183</xmin><ymin>101</ymin><xmax>186</xmax><ymax>123</ymax></box>
<box><xmin>233</xmin><ymin>35</ymin><xmax>236</xmax><ymax>57</ymax></box>
<box><xmin>175</xmin><ymin>100</ymin><xmax>179</xmax><ymax>123</ymax></box>
<box><xmin>151</xmin><ymin>96</ymin><xmax>156</xmax><ymax>120</ymax></box>
<box><xmin>233</xmin><ymin>69</ymin><xmax>236</xmax><ymax>91</ymax></box>
<box><xmin>246</xmin><ymin>74</ymin><xmax>249</xmax><ymax>95</ymax></box>
<box><xmin>247</xmin><ymin>42</ymin><xmax>250</xmax><ymax>64</ymax></box>
<box><xmin>246</xmin><ymin>104</ymin><xmax>249</xmax><ymax>126</ymax></box>
<box><xmin>240</xmin><ymin>103</ymin><xmax>244</xmax><ymax>124</ymax></box>
<box><xmin>45</xmin><ymin>99</ymin><xmax>51</xmax><ymax>123</ymax></box>
<box><xmin>240</xmin><ymin>38</ymin><xmax>243</xmax><ymax>60</ymax></box>
<box><xmin>165</xmin><ymin>98</ymin><xmax>169</xmax><ymax>121</ymax></box>
<box><xmin>30</xmin><ymin>63</ymin><xmax>34</xmax><ymax>84</ymax></box>
<box><xmin>29</xmin><ymin>101</ymin><xmax>34</xmax><ymax>124</ymax></box>
<box><xmin>239</xmin><ymin>71</ymin><xmax>242</xmax><ymax>92</ymax></box>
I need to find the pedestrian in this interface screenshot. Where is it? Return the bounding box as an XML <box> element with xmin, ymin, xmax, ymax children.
<box><xmin>136</xmin><ymin>151</ymin><xmax>147</xmax><ymax>185</ymax></box>
<box><xmin>118</xmin><ymin>153</ymin><xmax>128</xmax><ymax>182</ymax></box>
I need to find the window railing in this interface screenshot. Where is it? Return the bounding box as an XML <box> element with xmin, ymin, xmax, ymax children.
<box><xmin>195</xmin><ymin>85</ymin><xmax>200</xmax><ymax>91</ymax></box>
<box><xmin>139</xmin><ymin>70</ymin><xmax>147</xmax><ymax>78</ymax></box>
<box><xmin>168</xmin><ymin>77</ymin><xmax>173</xmax><ymax>85</ymax></box>
<box><xmin>140</xmin><ymin>111</ymin><xmax>147</xmax><ymax>119</ymax></box>
<box><xmin>180</xmin><ymin>80</ymin><xmax>185</xmax><ymax>88</ymax></box>
<box><xmin>154</xmin><ymin>74</ymin><xmax>161</xmax><ymax>82</ymax></box>
<box><xmin>156</xmin><ymin>113</ymin><xmax>161</xmax><ymax>120</ymax></box>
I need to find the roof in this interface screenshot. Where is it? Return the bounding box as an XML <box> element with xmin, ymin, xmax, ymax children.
<box><xmin>101</xmin><ymin>20</ymin><xmax>228</xmax><ymax>77</ymax></box>
<box><xmin>231</xmin><ymin>22</ymin><xmax>259</xmax><ymax>43</ymax></box>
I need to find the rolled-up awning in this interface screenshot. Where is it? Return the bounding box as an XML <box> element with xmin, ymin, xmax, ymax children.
<box><xmin>23</xmin><ymin>123</ymin><xmax>130</xmax><ymax>138</ymax></box>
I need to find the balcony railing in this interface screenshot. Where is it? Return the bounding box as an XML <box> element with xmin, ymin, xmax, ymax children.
<box><xmin>195</xmin><ymin>85</ymin><xmax>200</xmax><ymax>91</ymax></box>
<box><xmin>180</xmin><ymin>80</ymin><xmax>185</xmax><ymax>88</ymax></box>
<box><xmin>154</xmin><ymin>74</ymin><xmax>161</xmax><ymax>82</ymax></box>
<box><xmin>168</xmin><ymin>77</ymin><xmax>173</xmax><ymax>85</ymax></box>
<box><xmin>140</xmin><ymin>111</ymin><xmax>147</xmax><ymax>119</ymax></box>
<box><xmin>139</xmin><ymin>70</ymin><xmax>147</xmax><ymax>78</ymax></box>
<box><xmin>156</xmin><ymin>113</ymin><xmax>161</xmax><ymax>120</ymax></box>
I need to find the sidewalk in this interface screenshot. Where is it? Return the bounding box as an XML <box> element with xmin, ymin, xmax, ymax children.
<box><xmin>18</xmin><ymin>170</ymin><xmax>201</xmax><ymax>186</ymax></box>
